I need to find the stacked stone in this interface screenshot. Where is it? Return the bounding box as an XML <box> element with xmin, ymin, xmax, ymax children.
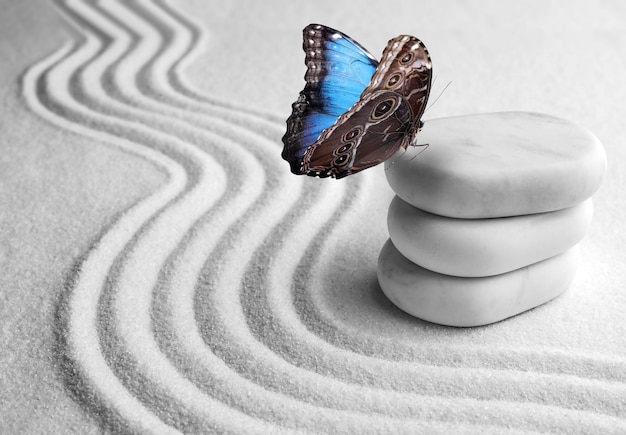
<box><xmin>377</xmin><ymin>112</ymin><xmax>606</xmax><ymax>327</ymax></box>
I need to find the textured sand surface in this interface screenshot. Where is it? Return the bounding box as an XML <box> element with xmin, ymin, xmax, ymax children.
<box><xmin>1</xmin><ymin>0</ymin><xmax>625</xmax><ymax>433</ymax></box>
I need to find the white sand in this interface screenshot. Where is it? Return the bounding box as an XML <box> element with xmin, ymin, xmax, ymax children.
<box><xmin>1</xmin><ymin>0</ymin><xmax>625</xmax><ymax>433</ymax></box>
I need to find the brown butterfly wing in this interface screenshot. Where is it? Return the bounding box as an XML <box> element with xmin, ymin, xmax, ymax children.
<box><xmin>363</xmin><ymin>35</ymin><xmax>432</xmax><ymax>134</ymax></box>
<box><xmin>303</xmin><ymin>91</ymin><xmax>413</xmax><ymax>178</ymax></box>
<box><xmin>303</xmin><ymin>35</ymin><xmax>432</xmax><ymax>178</ymax></box>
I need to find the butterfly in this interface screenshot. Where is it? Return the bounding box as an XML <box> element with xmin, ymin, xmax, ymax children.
<box><xmin>281</xmin><ymin>24</ymin><xmax>432</xmax><ymax>179</ymax></box>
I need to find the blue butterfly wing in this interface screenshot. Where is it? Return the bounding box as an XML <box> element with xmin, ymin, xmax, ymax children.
<box><xmin>282</xmin><ymin>24</ymin><xmax>378</xmax><ymax>174</ymax></box>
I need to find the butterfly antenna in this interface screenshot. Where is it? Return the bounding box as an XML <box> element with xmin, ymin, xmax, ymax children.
<box><xmin>424</xmin><ymin>80</ymin><xmax>453</xmax><ymax>113</ymax></box>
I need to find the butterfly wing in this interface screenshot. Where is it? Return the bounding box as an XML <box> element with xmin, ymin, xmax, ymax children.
<box><xmin>302</xmin><ymin>35</ymin><xmax>432</xmax><ymax>178</ymax></box>
<box><xmin>303</xmin><ymin>90</ymin><xmax>413</xmax><ymax>178</ymax></box>
<box><xmin>281</xmin><ymin>24</ymin><xmax>378</xmax><ymax>174</ymax></box>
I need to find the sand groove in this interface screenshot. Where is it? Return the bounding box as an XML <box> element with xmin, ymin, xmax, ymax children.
<box><xmin>20</xmin><ymin>0</ymin><xmax>626</xmax><ymax>433</ymax></box>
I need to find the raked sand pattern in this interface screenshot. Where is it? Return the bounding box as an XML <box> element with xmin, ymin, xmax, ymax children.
<box><xmin>9</xmin><ymin>0</ymin><xmax>626</xmax><ymax>433</ymax></box>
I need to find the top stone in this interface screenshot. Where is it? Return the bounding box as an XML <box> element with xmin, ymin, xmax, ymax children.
<box><xmin>385</xmin><ymin>112</ymin><xmax>606</xmax><ymax>218</ymax></box>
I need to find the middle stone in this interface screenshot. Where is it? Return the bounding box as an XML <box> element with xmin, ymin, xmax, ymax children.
<box><xmin>387</xmin><ymin>195</ymin><xmax>593</xmax><ymax>277</ymax></box>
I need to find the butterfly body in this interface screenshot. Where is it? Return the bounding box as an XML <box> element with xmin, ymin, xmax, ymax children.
<box><xmin>282</xmin><ymin>24</ymin><xmax>432</xmax><ymax>179</ymax></box>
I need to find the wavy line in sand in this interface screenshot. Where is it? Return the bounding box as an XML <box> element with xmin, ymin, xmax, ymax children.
<box><xmin>147</xmin><ymin>0</ymin><xmax>285</xmax><ymax>125</ymax></box>
<box><xmin>24</xmin><ymin>43</ymin><xmax>189</xmax><ymax>434</ymax></box>
<box><xmin>29</xmin><ymin>1</ymin><xmax>295</xmax><ymax>432</ymax></box>
<box><xmin>33</xmin><ymin>1</ymin><xmax>382</xmax><ymax>432</ymax></box>
<box><xmin>21</xmin><ymin>0</ymin><xmax>626</xmax><ymax>432</ymax></box>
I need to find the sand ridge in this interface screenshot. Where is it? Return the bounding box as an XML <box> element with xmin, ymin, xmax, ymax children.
<box><xmin>12</xmin><ymin>0</ymin><xmax>626</xmax><ymax>433</ymax></box>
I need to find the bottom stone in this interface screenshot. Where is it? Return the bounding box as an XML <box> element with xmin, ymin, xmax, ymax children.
<box><xmin>377</xmin><ymin>239</ymin><xmax>579</xmax><ymax>327</ymax></box>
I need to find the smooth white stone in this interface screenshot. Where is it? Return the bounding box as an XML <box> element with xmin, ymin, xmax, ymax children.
<box><xmin>388</xmin><ymin>196</ymin><xmax>593</xmax><ymax>277</ymax></box>
<box><xmin>377</xmin><ymin>240</ymin><xmax>579</xmax><ymax>327</ymax></box>
<box><xmin>386</xmin><ymin>112</ymin><xmax>606</xmax><ymax>218</ymax></box>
